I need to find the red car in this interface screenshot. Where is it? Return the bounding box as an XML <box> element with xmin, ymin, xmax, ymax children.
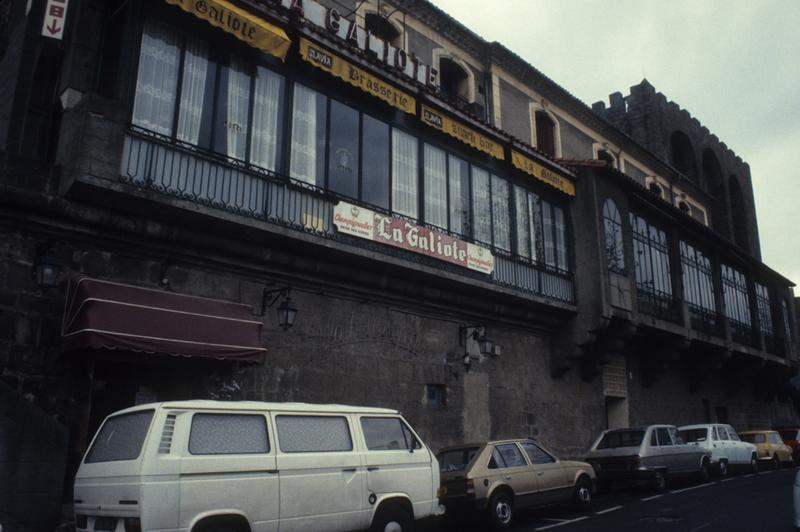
<box><xmin>778</xmin><ymin>428</ymin><xmax>800</xmax><ymax>464</ymax></box>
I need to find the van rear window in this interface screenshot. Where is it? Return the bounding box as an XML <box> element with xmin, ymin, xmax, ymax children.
<box><xmin>85</xmin><ymin>410</ymin><xmax>154</xmax><ymax>463</ymax></box>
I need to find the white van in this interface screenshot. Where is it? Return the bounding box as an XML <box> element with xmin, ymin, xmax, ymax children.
<box><xmin>73</xmin><ymin>400</ymin><xmax>444</xmax><ymax>532</ymax></box>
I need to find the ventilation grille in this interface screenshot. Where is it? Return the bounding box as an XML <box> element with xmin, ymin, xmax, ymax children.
<box><xmin>158</xmin><ymin>413</ymin><xmax>177</xmax><ymax>454</ymax></box>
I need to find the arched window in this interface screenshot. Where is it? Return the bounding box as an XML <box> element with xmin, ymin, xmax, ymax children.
<box><xmin>535</xmin><ymin>111</ymin><xmax>556</xmax><ymax>158</ymax></box>
<box><xmin>702</xmin><ymin>149</ymin><xmax>722</xmax><ymax>191</ymax></box>
<box><xmin>728</xmin><ymin>176</ymin><xmax>749</xmax><ymax>252</ymax></box>
<box><xmin>364</xmin><ymin>12</ymin><xmax>402</xmax><ymax>47</ymax></box>
<box><xmin>439</xmin><ymin>56</ymin><xmax>470</xmax><ymax>105</ymax></box>
<box><xmin>603</xmin><ymin>199</ymin><xmax>625</xmax><ymax>273</ymax></box>
<box><xmin>670</xmin><ymin>131</ymin><xmax>698</xmax><ymax>182</ymax></box>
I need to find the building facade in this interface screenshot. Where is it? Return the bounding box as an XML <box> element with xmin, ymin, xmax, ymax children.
<box><xmin>0</xmin><ymin>0</ymin><xmax>797</xmax><ymax>529</ymax></box>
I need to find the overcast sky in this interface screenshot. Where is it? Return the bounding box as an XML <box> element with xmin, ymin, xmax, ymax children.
<box><xmin>430</xmin><ymin>0</ymin><xmax>800</xmax><ymax>288</ymax></box>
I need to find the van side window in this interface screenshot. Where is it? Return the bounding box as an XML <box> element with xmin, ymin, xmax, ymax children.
<box><xmin>276</xmin><ymin>415</ymin><xmax>353</xmax><ymax>452</ymax></box>
<box><xmin>361</xmin><ymin>417</ymin><xmax>420</xmax><ymax>450</ymax></box>
<box><xmin>189</xmin><ymin>414</ymin><xmax>269</xmax><ymax>455</ymax></box>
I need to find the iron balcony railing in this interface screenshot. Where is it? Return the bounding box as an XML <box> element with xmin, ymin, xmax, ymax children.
<box><xmin>688</xmin><ymin>304</ymin><xmax>725</xmax><ymax>337</ymax></box>
<box><xmin>729</xmin><ymin>319</ymin><xmax>758</xmax><ymax>348</ymax></box>
<box><xmin>119</xmin><ymin>128</ymin><xmax>575</xmax><ymax>304</ymax></box>
<box><xmin>636</xmin><ymin>287</ymin><xmax>682</xmax><ymax>324</ymax></box>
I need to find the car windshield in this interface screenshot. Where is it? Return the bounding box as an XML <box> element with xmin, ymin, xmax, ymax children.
<box><xmin>596</xmin><ymin>430</ymin><xmax>645</xmax><ymax>449</ymax></box>
<box><xmin>679</xmin><ymin>428</ymin><xmax>708</xmax><ymax>443</ymax></box>
<box><xmin>438</xmin><ymin>447</ymin><xmax>481</xmax><ymax>472</ymax></box>
<box><xmin>779</xmin><ymin>430</ymin><xmax>798</xmax><ymax>441</ymax></box>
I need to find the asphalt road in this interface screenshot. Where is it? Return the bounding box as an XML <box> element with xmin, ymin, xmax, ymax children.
<box><xmin>427</xmin><ymin>466</ymin><xmax>797</xmax><ymax>532</ymax></box>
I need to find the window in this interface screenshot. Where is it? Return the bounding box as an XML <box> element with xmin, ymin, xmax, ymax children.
<box><xmin>85</xmin><ymin>410</ymin><xmax>154</xmax><ymax>463</ymax></box>
<box><xmin>782</xmin><ymin>299</ymin><xmax>794</xmax><ymax>341</ymax></box>
<box><xmin>535</xmin><ymin>111</ymin><xmax>556</xmax><ymax>158</ymax></box>
<box><xmin>425</xmin><ymin>384</ymin><xmax>446</xmax><ymax>407</ymax></box>
<box><xmin>655</xmin><ymin>428</ymin><xmax>672</xmax><ymax>446</ymax></box>
<box><xmin>603</xmin><ymin>199</ymin><xmax>625</xmax><ymax>273</ymax></box>
<box><xmin>132</xmin><ymin>20</ymin><xmax>286</xmax><ymax>171</ymax></box>
<box><xmin>669</xmin><ymin>427</ymin><xmax>684</xmax><ymax>444</ymax></box>
<box><xmin>491</xmin><ymin>175</ymin><xmax>511</xmax><ymax>252</ymax></box>
<box><xmin>448</xmin><ymin>155</ymin><xmax>471</xmax><ymax>237</ymax></box>
<box><xmin>755</xmin><ymin>283</ymin><xmax>774</xmax><ymax>338</ymax></box>
<box><xmin>670</xmin><ymin>131</ymin><xmax>697</xmax><ymax>182</ymax></box>
<box><xmin>362</xmin><ymin>115</ymin><xmax>390</xmax><ymax>210</ymax></box>
<box><xmin>680</xmin><ymin>241</ymin><xmax>716</xmax><ymax>315</ymax></box>
<box><xmin>290</xmin><ymin>84</ymin><xmax>327</xmax><ymax>185</ymax></box>
<box><xmin>438</xmin><ymin>447</ymin><xmax>480</xmax><ymax>472</ymax></box>
<box><xmin>729</xmin><ymin>176</ymin><xmax>749</xmax><ymax>251</ymax></box>
<box><xmin>328</xmin><ymin>100</ymin><xmax>360</xmax><ymax>198</ymax></box>
<box><xmin>630</xmin><ymin>213</ymin><xmax>672</xmax><ymax>298</ymax></box>
<box><xmin>727</xmin><ymin>427</ymin><xmax>741</xmax><ymax>442</ymax></box>
<box><xmin>721</xmin><ymin>264</ymin><xmax>751</xmax><ymax>327</ymax></box>
<box><xmin>276</xmin><ymin>415</ymin><xmax>353</xmax><ymax>452</ymax></box>
<box><xmin>364</xmin><ymin>12</ymin><xmax>402</xmax><ymax>47</ymax></box>
<box><xmin>597</xmin><ymin>150</ymin><xmax>616</xmax><ymax>168</ymax></box>
<box><xmin>424</xmin><ymin>144</ymin><xmax>448</xmax><ymax>229</ymax></box>
<box><xmin>679</xmin><ymin>428</ymin><xmax>709</xmax><ymax>443</ymax></box>
<box><xmin>189</xmin><ymin>414</ymin><xmax>269</xmax><ymax>455</ymax></box>
<box><xmin>521</xmin><ymin>442</ymin><xmax>555</xmax><ymax>465</ymax></box>
<box><xmin>471</xmin><ymin>167</ymin><xmax>492</xmax><ymax>245</ymax></box>
<box><xmin>597</xmin><ymin>430</ymin><xmax>645</xmax><ymax>449</ymax></box>
<box><xmin>392</xmin><ymin>129</ymin><xmax>418</xmax><ymax>218</ymax></box>
<box><xmin>360</xmin><ymin>417</ymin><xmax>420</xmax><ymax>451</ymax></box>
<box><xmin>490</xmin><ymin>444</ymin><xmax>527</xmax><ymax>468</ymax></box>
<box><xmin>439</xmin><ymin>56</ymin><xmax>470</xmax><ymax>104</ymax></box>
<box><xmin>716</xmin><ymin>426</ymin><xmax>730</xmax><ymax>441</ymax></box>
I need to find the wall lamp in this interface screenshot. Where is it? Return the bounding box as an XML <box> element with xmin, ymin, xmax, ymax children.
<box><xmin>460</xmin><ymin>325</ymin><xmax>497</xmax><ymax>373</ymax></box>
<box><xmin>258</xmin><ymin>287</ymin><xmax>298</xmax><ymax>331</ymax></box>
<box><xmin>32</xmin><ymin>243</ymin><xmax>62</xmax><ymax>291</ymax></box>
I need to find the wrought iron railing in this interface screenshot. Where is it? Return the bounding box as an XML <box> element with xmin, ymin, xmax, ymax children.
<box><xmin>730</xmin><ymin>320</ymin><xmax>758</xmax><ymax>348</ymax></box>
<box><xmin>636</xmin><ymin>288</ymin><xmax>681</xmax><ymax>323</ymax></box>
<box><xmin>688</xmin><ymin>304</ymin><xmax>724</xmax><ymax>337</ymax></box>
<box><xmin>119</xmin><ymin>128</ymin><xmax>575</xmax><ymax>304</ymax></box>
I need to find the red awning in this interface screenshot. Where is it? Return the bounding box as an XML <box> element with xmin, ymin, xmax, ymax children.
<box><xmin>62</xmin><ymin>278</ymin><xmax>266</xmax><ymax>363</ymax></box>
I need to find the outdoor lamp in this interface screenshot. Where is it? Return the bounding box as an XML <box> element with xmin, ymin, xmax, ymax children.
<box><xmin>276</xmin><ymin>293</ymin><xmax>298</xmax><ymax>331</ymax></box>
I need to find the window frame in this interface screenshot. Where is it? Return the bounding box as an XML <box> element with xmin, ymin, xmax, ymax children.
<box><xmin>188</xmin><ymin>412</ymin><xmax>271</xmax><ymax>456</ymax></box>
<box><xmin>274</xmin><ymin>414</ymin><xmax>354</xmax><ymax>453</ymax></box>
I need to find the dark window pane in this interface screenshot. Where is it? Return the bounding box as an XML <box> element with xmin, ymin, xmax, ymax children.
<box><xmin>85</xmin><ymin>410</ymin><xmax>154</xmax><ymax>463</ymax></box>
<box><xmin>329</xmin><ymin>100</ymin><xmax>360</xmax><ymax>198</ymax></box>
<box><xmin>213</xmin><ymin>56</ymin><xmax>251</xmax><ymax>161</ymax></box>
<box><xmin>362</xmin><ymin>115</ymin><xmax>390</xmax><ymax>210</ymax></box>
<box><xmin>360</xmin><ymin>417</ymin><xmax>418</xmax><ymax>451</ymax></box>
<box><xmin>449</xmin><ymin>155</ymin><xmax>470</xmax><ymax>236</ymax></box>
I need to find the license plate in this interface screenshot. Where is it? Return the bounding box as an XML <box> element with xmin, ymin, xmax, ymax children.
<box><xmin>93</xmin><ymin>518</ymin><xmax>117</xmax><ymax>531</ymax></box>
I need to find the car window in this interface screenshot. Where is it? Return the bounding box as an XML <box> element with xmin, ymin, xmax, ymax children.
<box><xmin>754</xmin><ymin>434</ymin><xmax>766</xmax><ymax>444</ymax></box>
<box><xmin>726</xmin><ymin>427</ymin><xmax>741</xmax><ymax>441</ymax></box>
<box><xmin>770</xmin><ymin>433</ymin><xmax>781</xmax><ymax>444</ymax></box>
<box><xmin>189</xmin><ymin>413</ymin><xmax>269</xmax><ymax>455</ymax></box>
<box><xmin>597</xmin><ymin>430</ymin><xmax>646</xmax><ymax>449</ymax></box>
<box><xmin>438</xmin><ymin>447</ymin><xmax>481</xmax><ymax>472</ymax></box>
<box><xmin>276</xmin><ymin>415</ymin><xmax>353</xmax><ymax>452</ymax></box>
<box><xmin>493</xmin><ymin>444</ymin><xmax>527</xmax><ymax>468</ymax></box>
<box><xmin>717</xmin><ymin>426</ymin><xmax>730</xmax><ymax>440</ymax></box>
<box><xmin>656</xmin><ymin>428</ymin><xmax>672</xmax><ymax>446</ymax></box>
<box><xmin>779</xmin><ymin>430</ymin><xmax>798</xmax><ymax>441</ymax></box>
<box><xmin>360</xmin><ymin>417</ymin><xmax>420</xmax><ymax>451</ymax></box>
<box><xmin>679</xmin><ymin>428</ymin><xmax>708</xmax><ymax>443</ymax></box>
<box><xmin>650</xmin><ymin>431</ymin><xmax>658</xmax><ymax>446</ymax></box>
<box><xmin>521</xmin><ymin>442</ymin><xmax>556</xmax><ymax>465</ymax></box>
<box><xmin>85</xmin><ymin>410</ymin><xmax>154</xmax><ymax>463</ymax></box>
<box><xmin>669</xmin><ymin>427</ymin><xmax>684</xmax><ymax>444</ymax></box>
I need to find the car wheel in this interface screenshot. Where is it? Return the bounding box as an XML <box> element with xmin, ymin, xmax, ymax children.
<box><xmin>772</xmin><ymin>454</ymin><xmax>780</xmax><ymax>470</ymax></box>
<box><xmin>718</xmin><ymin>459</ymin><xmax>728</xmax><ymax>478</ymax></box>
<box><xmin>699</xmin><ymin>459</ymin><xmax>710</xmax><ymax>482</ymax></box>
<box><xmin>572</xmin><ymin>476</ymin><xmax>593</xmax><ymax>511</ymax></box>
<box><xmin>650</xmin><ymin>469</ymin><xmax>667</xmax><ymax>491</ymax></box>
<box><xmin>487</xmin><ymin>491</ymin><xmax>514</xmax><ymax>529</ymax></box>
<box><xmin>750</xmin><ymin>454</ymin><xmax>759</xmax><ymax>474</ymax></box>
<box><xmin>371</xmin><ymin>505</ymin><xmax>414</xmax><ymax>532</ymax></box>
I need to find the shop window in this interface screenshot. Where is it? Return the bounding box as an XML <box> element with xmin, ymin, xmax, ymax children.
<box><xmin>535</xmin><ymin>111</ymin><xmax>557</xmax><ymax>158</ymax></box>
<box><xmin>602</xmin><ymin>199</ymin><xmax>625</xmax><ymax>274</ymax></box>
<box><xmin>721</xmin><ymin>263</ymin><xmax>751</xmax><ymax>327</ymax></box>
<box><xmin>669</xmin><ymin>130</ymin><xmax>698</xmax><ymax>182</ymax></box>
<box><xmin>364</xmin><ymin>12</ymin><xmax>402</xmax><ymax>47</ymax></box>
<box><xmin>439</xmin><ymin>56</ymin><xmax>470</xmax><ymax>104</ymax></box>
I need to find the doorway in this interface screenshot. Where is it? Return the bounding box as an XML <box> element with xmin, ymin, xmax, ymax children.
<box><xmin>605</xmin><ymin>396</ymin><xmax>629</xmax><ymax>429</ymax></box>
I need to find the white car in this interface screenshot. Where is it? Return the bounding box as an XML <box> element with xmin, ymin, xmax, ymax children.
<box><xmin>678</xmin><ymin>423</ymin><xmax>758</xmax><ymax>476</ymax></box>
<box><xmin>74</xmin><ymin>400</ymin><xmax>444</xmax><ymax>532</ymax></box>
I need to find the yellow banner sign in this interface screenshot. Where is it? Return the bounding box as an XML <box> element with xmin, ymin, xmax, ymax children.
<box><xmin>511</xmin><ymin>150</ymin><xmax>576</xmax><ymax>196</ymax></box>
<box><xmin>166</xmin><ymin>0</ymin><xmax>290</xmax><ymax>60</ymax></box>
<box><xmin>300</xmin><ymin>38</ymin><xmax>416</xmax><ymax>115</ymax></box>
<box><xmin>421</xmin><ymin>105</ymin><xmax>504</xmax><ymax>160</ymax></box>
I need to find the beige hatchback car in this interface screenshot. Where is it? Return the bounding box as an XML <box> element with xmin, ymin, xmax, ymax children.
<box><xmin>437</xmin><ymin>439</ymin><xmax>596</xmax><ymax>529</ymax></box>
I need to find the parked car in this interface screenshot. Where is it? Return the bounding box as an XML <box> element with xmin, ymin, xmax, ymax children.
<box><xmin>739</xmin><ymin>430</ymin><xmax>794</xmax><ymax>468</ymax></box>
<box><xmin>678</xmin><ymin>423</ymin><xmax>759</xmax><ymax>476</ymax></box>
<box><xmin>777</xmin><ymin>427</ymin><xmax>800</xmax><ymax>464</ymax></box>
<box><xmin>585</xmin><ymin>425</ymin><xmax>711</xmax><ymax>491</ymax></box>
<box><xmin>437</xmin><ymin>439</ymin><xmax>595</xmax><ymax>529</ymax></box>
<box><xmin>74</xmin><ymin>400</ymin><xmax>444</xmax><ymax>532</ymax></box>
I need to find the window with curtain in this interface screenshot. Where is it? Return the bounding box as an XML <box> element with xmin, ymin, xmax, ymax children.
<box><xmin>755</xmin><ymin>283</ymin><xmax>774</xmax><ymax>338</ymax></box>
<box><xmin>132</xmin><ymin>21</ymin><xmax>180</xmax><ymax>136</ymax></box>
<box><xmin>721</xmin><ymin>264</ymin><xmax>751</xmax><ymax>326</ymax></box>
<box><xmin>423</xmin><ymin>144</ymin><xmax>448</xmax><ymax>229</ymax></box>
<box><xmin>290</xmin><ymin>84</ymin><xmax>327</xmax><ymax>186</ymax></box>
<box><xmin>392</xmin><ymin>129</ymin><xmax>418</xmax><ymax>218</ymax></box>
<box><xmin>630</xmin><ymin>213</ymin><xmax>672</xmax><ymax>298</ymax></box>
<box><xmin>448</xmin><ymin>155</ymin><xmax>470</xmax><ymax>237</ymax></box>
<box><xmin>471</xmin><ymin>167</ymin><xmax>491</xmax><ymax>245</ymax></box>
<box><xmin>514</xmin><ymin>185</ymin><xmax>530</xmax><ymax>259</ymax></box>
<box><xmin>602</xmin><ymin>199</ymin><xmax>625</xmax><ymax>273</ymax></box>
<box><xmin>680</xmin><ymin>241</ymin><xmax>716</xmax><ymax>314</ymax></box>
<box><xmin>250</xmin><ymin>66</ymin><xmax>285</xmax><ymax>172</ymax></box>
<box><xmin>176</xmin><ymin>37</ymin><xmax>213</xmax><ymax>146</ymax></box>
<box><xmin>491</xmin><ymin>175</ymin><xmax>510</xmax><ymax>252</ymax></box>
<box><xmin>213</xmin><ymin>56</ymin><xmax>251</xmax><ymax>160</ymax></box>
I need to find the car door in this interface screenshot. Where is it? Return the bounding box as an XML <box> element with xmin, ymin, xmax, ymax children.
<box><xmin>725</xmin><ymin>426</ymin><xmax>746</xmax><ymax>464</ymax></box>
<box><xmin>714</xmin><ymin>425</ymin><xmax>732</xmax><ymax>464</ymax></box>
<box><xmin>179</xmin><ymin>411</ymin><xmax>279</xmax><ymax>532</ymax></box>
<box><xmin>654</xmin><ymin>427</ymin><xmax>679</xmax><ymax>472</ymax></box>
<box><xmin>668</xmin><ymin>426</ymin><xmax>697</xmax><ymax>472</ymax></box>
<box><xmin>358</xmin><ymin>415</ymin><xmax>434</xmax><ymax>520</ymax></box>
<box><xmin>490</xmin><ymin>443</ymin><xmax>537</xmax><ymax>508</ymax></box>
<box><xmin>520</xmin><ymin>441</ymin><xmax>571</xmax><ymax>505</ymax></box>
<box><xmin>273</xmin><ymin>413</ymin><xmax>366</xmax><ymax>532</ymax></box>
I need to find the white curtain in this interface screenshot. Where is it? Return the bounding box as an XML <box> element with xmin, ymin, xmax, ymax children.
<box><xmin>225</xmin><ymin>56</ymin><xmax>251</xmax><ymax>161</ymax></box>
<box><xmin>290</xmin><ymin>84</ymin><xmax>320</xmax><ymax>185</ymax></box>
<box><xmin>448</xmin><ymin>155</ymin><xmax>467</xmax><ymax>236</ymax></box>
<box><xmin>528</xmin><ymin>192</ymin><xmax>541</xmax><ymax>262</ymax></box>
<box><xmin>177</xmin><ymin>37</ymin><xmax>209</xmax><ymax>144</ymax></box>
<box><xmin>542</xmin><ymin>201</ymin><xmax>555</xmax><ymax>266</ymax></box>
<box><xmin>554</xmin><ymin>205</ymin><xmax>567</xmax><ymax>270</ymax></box>
<box><xmin>392</xmin><ymin>129</ymin><xmax>418</xmax><ymax>218</ymax></box>
<box><xmin>423</xmin><ymin>144</ymin><xmax>447</xmax><ymax>229</ymax></box>
<box><xmin>471</xmin><ymin>167</ymin><xmax>491</xmax><ymax>244</ymax></box>
<box><xmin>250</xmin><ymin>67</ymin><xmax>283</xmax><ymax>171</ymax></box>
<box><xmin>491</xmin><ymin>175</ymin><xmax>510</xmax><ymax>252</ymax></box>
<box><xmin>514</xmin><ymin>185</ymin><xmax>530</xmax><ymax>259</ymax></box>
<box><xmin>132</xmin><ymin>21</ymin><xmax>180</xmax><ymax>135</ymax></box>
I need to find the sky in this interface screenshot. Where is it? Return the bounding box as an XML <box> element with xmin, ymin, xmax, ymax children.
<box><xmin>430</xmin><ymin>0</ymin><xmax>800</xmax><ymax>287</ymax></box>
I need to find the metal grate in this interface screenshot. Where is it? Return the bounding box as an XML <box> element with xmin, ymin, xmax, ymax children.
<box><xmin>158</xmin><ymin>413</ymin><xmax>177</xmax><ymax>454</ymax></box>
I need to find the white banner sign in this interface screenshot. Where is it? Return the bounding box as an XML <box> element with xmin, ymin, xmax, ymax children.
<box><xmin>41</xmin><ymin>0</ymin><xmax>69</xmax><ymax>40</ymax></box>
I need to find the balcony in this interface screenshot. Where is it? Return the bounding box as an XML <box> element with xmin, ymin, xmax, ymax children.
<box><xmin>729</xmin><ymin>320</ymin><xmax>758</xmax><ymax>348</ymax></box>
<box><xmin>636</xmin><ymin>288</ymin><xmax>681</xmax><ymax>324</ymax></box>
<box><xmin>688</xmin><ymin>304</ymin><xmax>724</xmax><ymax>337</ymax></box>
<box><xmin>119</xmin><ymin>128</ymin><xmax>574</xmax><ymax>305</ymax></box>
